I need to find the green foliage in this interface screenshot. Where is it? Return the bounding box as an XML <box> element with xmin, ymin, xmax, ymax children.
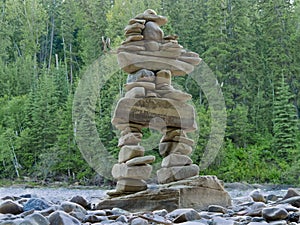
<box><xmin>0</xmin><ymin>0</ymin><xmax>300</xmax><ymax>185</ymax></box>
<box><xmin>272</xmin><ymin>76</ymin><xmax>298</xmax><ymax>160</ymax></box>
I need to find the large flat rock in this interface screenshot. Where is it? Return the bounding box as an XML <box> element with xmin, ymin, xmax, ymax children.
<box><xmin>112</xmin><ymin>98</ymin><xmax>197</xmax><ymax>132</ymax></box>
<box><xmin>117</xmin><ymin>52</ymin><xmax>194</xmax><ymax>76</ymax></box>
<box><xmin>96</xmin><ymin>176</ymin><xmax>232</xmax><ymax>212</ymax></box>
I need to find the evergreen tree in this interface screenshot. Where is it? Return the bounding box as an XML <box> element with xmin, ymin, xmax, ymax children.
<box><xmin>273</xmin><ymin>76</ymin><xmax>297</xmax><ymax>160</ymax></box>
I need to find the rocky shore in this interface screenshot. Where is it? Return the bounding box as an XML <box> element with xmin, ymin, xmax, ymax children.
<box><xmin>0</xmin><ymin>183</ymin><xmax>300</xmax><ymax>225</ymax></box>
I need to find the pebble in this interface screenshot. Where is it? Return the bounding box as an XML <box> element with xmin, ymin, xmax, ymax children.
<box><xmin>250</xmin><ymin>189</ymin><xmax>266</xmax><ymax>203</ymax></box>
<box><xmin>262</xmin><ymin>207</ymin><xmax>289</xmax><ymax>221</ymax></box>
<box><xmin>23</xmin><ymin>198</ymin><xmax>51</xmax><ymax>211</ymax></box>
<box><xmin>0</xmin><ymin>188</ymin><xmax>299</xmax><ymax>225</ymax></box>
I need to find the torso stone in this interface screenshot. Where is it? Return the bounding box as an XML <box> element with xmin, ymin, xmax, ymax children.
<box><xmin>143</xmin><ymin>21</ymin><xmax>164</xmax><ymax>42</ymax></box>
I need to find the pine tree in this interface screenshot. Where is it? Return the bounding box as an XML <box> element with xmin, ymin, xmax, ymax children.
<box><xmin>273</xmin><ymin>76</ymin><xmax>297</xmax><ymax>160</ymax></box>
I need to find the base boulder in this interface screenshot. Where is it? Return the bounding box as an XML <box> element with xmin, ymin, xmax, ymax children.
<box><xmin>96</xmin><ymin>175</ymin><xmax>231</xmax><ymax>212</ymax></box>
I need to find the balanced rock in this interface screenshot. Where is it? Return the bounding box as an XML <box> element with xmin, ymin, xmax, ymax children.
<box><xmin>144</xmin><ymin>40</ymin><xmax>160</xmax><ymax>51</ymax></box>
<box><xmin>124</xmin><ymin>81</ymin><xmax>155</xmax><ymax>91</ymax></box>
<box><xmin>122</xmin><ymin>35</ymin><xmax>143</xmax><ymax>44</ymax></box>
<box><xmin>116</xmin><ymin>178</ymin><xmax>147</xmax><ymax>193</ymax></box>
<box><xmin>159</xmin><ymin>142</ymin><xmax>193</xmax><ymax>157</ymax></box>
<box><xmin>143</xmin><ymin>21</ymin><xmax>164</xmax><ymax>42</ymax></box>
<box><xmin>117</xmin><ymin>44</ymin><xmax>145</xmax><ymax>52</ymax></box>
<box><xmin>112</xmin><ymin>98</ymin><xmax>197</xmax><ymax>131</ymax></box>
<box><xmin>178</xmin><ymin>56</ymin><xmax>202</xmax><ymax>65</ymax></box>
<box><xmin>127</xmin><ymin>69</ymin><xmax>155</xmax><ymax>83</ymax></box>
<box><xmin>135</xmin><ymin>9</ymin><xmax>168</xmax><ymax>26</ymax></box>
<box><xmin>156</xmin><ymin>70</ymin><xmax>172</xmax><ymax>85</ymax></box>
<box><xmin>112</xmin><ymin>163</ymin><xmax>152</xmax><ymax>180</ymax></box>
<box><xmin>124</xmin><ymin>87</ymin><xmax>145</xmax><ymax>98</ymax></box>
<box><xmin>97</xmin><ymin>176</ymin><xmax>231</xmax><ymax>212</ymax></box>
<box><xmin>118</xmin><ymin>145</ymin><xmax>144</xmax><ymax>163</ymax></box>
<box><xmin>117</xmin><ymin>132</ymin><xmax>142</xmax><ymax>147</ymax></box>
<box><xmin>157</xmin><ymin>164</ymin><xmax>199</xmax><ymax>184</ymax></box>
<box><xmin>137</xmin><ymin>50</ymin><xmax>181</xmax><ymax>59</ymax></box>
<box><xmin>161</xmin><ymin>154</ymin><xmax>192</xmax><ymax>167</ymax></box>
<box><xmin>125</xmin><ymin>155</ymin><xmax>155</xmax><ymax>166</ymax></box>
<box><xmin>124</xmin><ymin>23</ymin><xmax>145</xmax><ymax>33</ymax></box>
<box><xmin>129</xmin><ymin>18</ymin><xmax>146</xmax><ymax>25</ymax></box>
<box><xmin>120</xmin><ymin>126</ymin><xmax>142</xmax><ymax>136</ymax></box>
<box><xmin>117</xmin><ymin>51</ymin><xmax>194</xmax><ymax>75</ymax></box>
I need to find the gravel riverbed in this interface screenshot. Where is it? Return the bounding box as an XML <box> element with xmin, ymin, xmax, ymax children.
<box><xmin>0</xmin><ymin>183</ymin><xmax>300</xmax><ymax>225</ymax></box>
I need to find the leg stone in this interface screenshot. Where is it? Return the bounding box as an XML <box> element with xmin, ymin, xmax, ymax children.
<box><xmin>157</xmin><ymin>164</ymin><xmax>199</xmax><ymax>184</ymax></box>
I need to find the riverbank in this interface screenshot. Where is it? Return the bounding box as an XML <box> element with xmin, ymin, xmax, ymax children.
<box><xmin>1</xmin><ymin>181</ymin><xmax>300</xmax><ymax>224</ymax></box>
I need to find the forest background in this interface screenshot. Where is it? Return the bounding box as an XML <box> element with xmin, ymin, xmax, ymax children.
<box><xmin>0</xmin><ymin>0</ymin><xmax>300</xmax><ymax>186</ymax></box>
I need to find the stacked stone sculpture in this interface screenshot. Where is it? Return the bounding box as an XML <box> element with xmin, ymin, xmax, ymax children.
<box><xmin>110</xmin><ymin>9</ymin><xmax>202</xmax><ymax>196</ymax></box>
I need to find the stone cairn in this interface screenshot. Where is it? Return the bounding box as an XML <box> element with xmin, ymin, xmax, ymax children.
<box><xmin>110</xmin><ymin>9</ymin><xmax>202</xmax><ymax>196</ymax></box>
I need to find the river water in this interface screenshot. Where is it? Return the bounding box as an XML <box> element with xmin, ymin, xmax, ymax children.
<box><xmin>0</xmin><ymin>183</ymin><xmax>299</xmax><ymax>204</ymax></box>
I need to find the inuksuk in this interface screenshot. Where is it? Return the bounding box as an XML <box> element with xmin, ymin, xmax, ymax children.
<box><xmin>111</xmin><ymin>9</ymin><xmax>201</xmax><ymax>195</ymax></box>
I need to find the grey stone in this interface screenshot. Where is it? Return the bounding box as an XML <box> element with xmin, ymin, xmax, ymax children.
<box><xmin>125</xmin><ymin>155</ymin><xmax>155</xmax><ymax>166</ymax></box>
<box><xmin>116</xmin><ymin>178</ymin><xmax>147</xmax><ymax>192</ymax></box>
<box><xmin>83</xmin><ymin>214</ymin><xmax>107</xmax><ymax>223</ymax></box>
<box><xmin>48</xmin><ymin>211</ymin><xmax>81</xmax><ymax>225</ymax></box>
<box><xmin>269</xmin><ymin>220</ymin><xmax>287</xmax><ymax>225</ymax></box>
<box><xmin>262</xmin><ymin>207</ymin><xmax>289</xmax><ymax>221</ymax></box>
<box><xmin>127</xmin><ymin>69</ymin><xmax>155</xmax><ymax>83</ymax></box>
<box><xmin>144</xmin><ymin>41</ymin><xmax>160</xmax><ymax>51</ymax></box>
<box><xmin>117</xmin><ymin>45</ymin><xmax>145</xmax><ymax>52</ymax></box>
<box><xmin>118</xmin><ymin>145</ymin><xmax>144</xmax><ymax>163</ymax></box>
<box><xmin>115</xmin><ymin>215</ymin><xmax>128</xmax><ymax>223</ymax></box>
<box><xmin>208</xmin><ymin>205</ymin><xmax>227</xmax><ymax>214</ymax></box>
<box><xmin>248</xmin><ymin>222</ymin><xmax>269</xmax><ymax>225</ymax></box>
<box><xmin>112</xmin><ymin>163</ymin><xmax>152</xmax><ymax>180</ymax></box>
<box><xmin>279</xmin><ymin>196</ymin><xmax>300</xmax><ymax>207</ymax></box>
<box><xmin>0</xmin><ymin>200</ymin><xmax>23</xmax><ymax>215</ymax></box>
<box><xmin>69</xmin><ymin>195</ymin><xmax>88</xmax><ymax>208</ymax></box>
<box><xmin>163</xmin><ymin>90</ymin><xmax>192</xmax><ymax>101</ymax></box>
<box><xmin>131</xmin><ymin>217</ymin><xmax>148</xmax><ymax>225</ymax></box>
<box><xmin>161</xmin><ymin>154</ymin><xmax>192</xmax><ymax>167</ymax></box>
<box><xmin>153</xmin><ymin>209</ymin><xmax>168</xmax><ymax>217</ymax></box>
<box><xmin>124</xmin><ymin>23</ymin><xmax>145</xmax><ymax>32</ymax></box>
<box><xmin>175</xmin><ymin>222</ymin><xmax>206</xmax><ymax>225</ymax></box>
<box><xmin>117</xmin><ymin>132</ymin><xmax>142</xmax><ymax>147</ymax></box>
<box><xmin>97</xmin><ymin>188</ymin><xmax>179</xmax><ymax>212</ymax></box>
<box><xmin>23</xmin><ymin>198</ymin><xmax>51</xmax><ymax>212</ymax></box>
<box><xmin>124</xmin><ymin>87</ymin><xmax>145</xmax><ymax>98</ymax></box>
<box><xmin>121</xmin><ymin>35</ymin><xmax>143</xmax><ymax>44</ymax></box>
<box><xmin>117</xmin><ymin>52</ymin><xmax>194</xmax><ymax>76</ymax></box>
<box><xmin>24</xmin><ymin>213</ymin><xmax>49</xmax><ymax>225</ymax></box>
<box><xmin>156</xmin><ymin>70</ymin><xmax>172</xmax><ymax>85</ymax></box>
<box><xmin>124</xmin><ymin>81</ymin><xmax>155</xmax><ymax>91</ymax></box>
<box><xmin>135</xmin><ymin>9</ymin><xmax>168</xmax><ymax>26</ymax></box>
<box><xmin>168</xmin><ymin>208</ymin><xmax>201</xmax><ymax>223</ymax></box>
<box><xmin>129</xmin><ymin>18</ymin><xmax>146</xmax><ymax>25</ymax></box>
<box><xmin>60</xmin><ymin>201</ymin><xmax>87</xmax><ymax>215</ymax></box>
<box><xmin>211</xmin><ymin>216</ymin><xmax>235</xmax><ymax>225</ymax></box>
<box><xmin>250</xmin><ymin>190</ymin><xmax>266</xmax><ymax>203</ymax></box>
<box><xmin>178</xmin><ymin>56</ymin><xmax>202</xmax><ymax>65</ymax></box>
<box><xmin>137</xmin><ymin>50</ymin><xmax>181</xmax><ymax>59</ymax></box>
<box><xmin>159</xmin><ymin>142</ymin><xmax>193</xmax><ymax>157</ymax></box>
<box><xmin>112</xmin><ymin>98</ymin><xmax>197</xmax><ymax>132</ymax></box>
<box><xmin>282</xmin><ymin>188</ymin><xmax>300</xmax><ymax>200</ymax></box>
<box><xmin>157</xmin><ymin>164</ymin><xmax>199</xmax><ymax>184</ymax></box>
